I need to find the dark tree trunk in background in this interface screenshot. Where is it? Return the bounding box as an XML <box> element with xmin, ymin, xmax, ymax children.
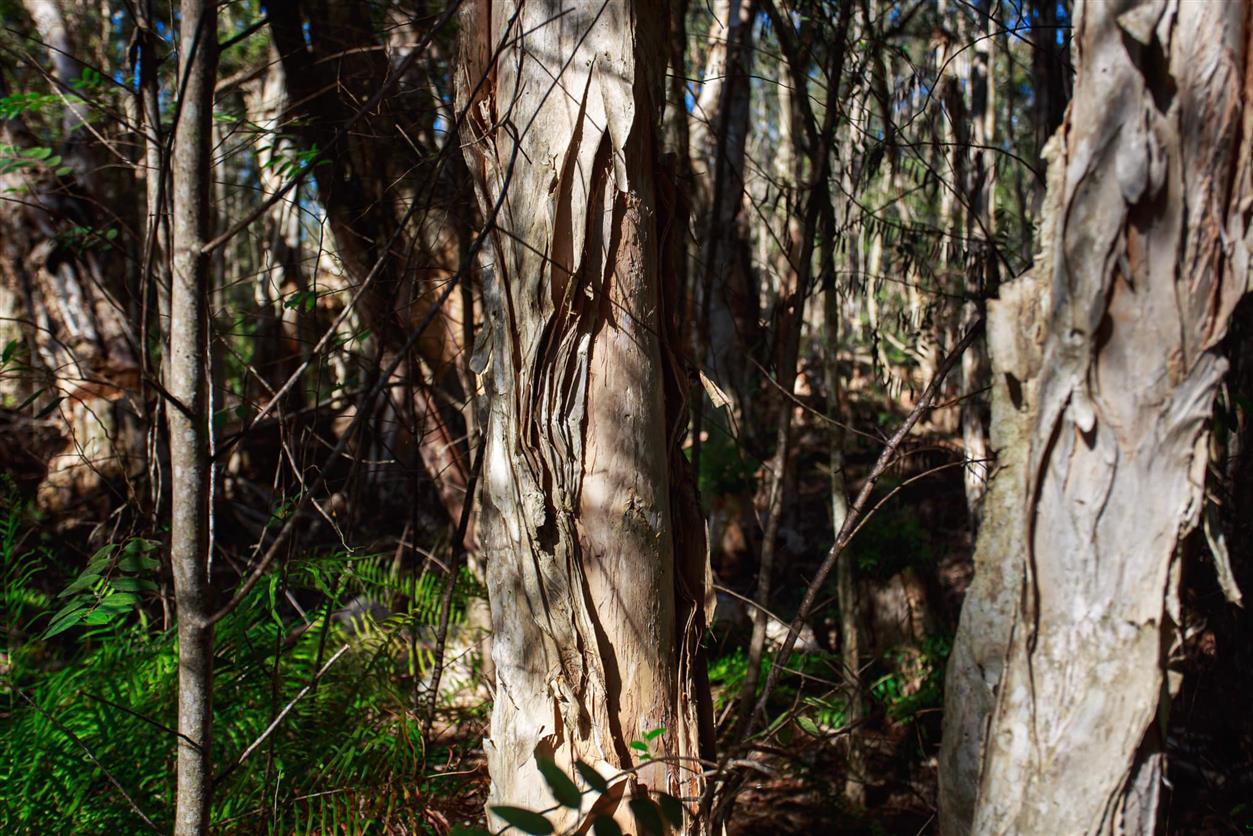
<box><xmin>265</xmin><ymin>0</ymin><xmax>472</xmax><ymax>532</ymax></box>
<box><xmin>690</xmin><ymin>0</ymin><xmax>760</xmax><ymax>441</ymax></box>
<box><xmin>1029</xmin><ymin>0</ymin><xmax>1071</xmax><ymax>153</ymax></box>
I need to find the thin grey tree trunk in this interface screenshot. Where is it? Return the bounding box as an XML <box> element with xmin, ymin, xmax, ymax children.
<box><xmin>829</xmin><ymin>57</ymin><xmax>867</xmax><ymax>808</ymax></box>
<box><xmin>959</xmin><ymin>1</ymin><xmax>996</xmax><ymax>525</ymax></box>
<box><xmin>825</xmin><ymin>235</ymin><xmax>864</xmax><ymax>809</ymax></box>
<box><xmin>168</xmin><ymin>0</ymin><xmax>217</xmax><ymax>831</ymax></box>
<box><xmin>941</xmin><ymin>2</ymin><xmax>1253</xmax><ymax>832</ymax></box>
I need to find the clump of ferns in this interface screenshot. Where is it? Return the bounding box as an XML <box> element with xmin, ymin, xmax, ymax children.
<box><xmin>2</xmin><ymin>536</ymin><xmax>484</xmax><ymax>832</ymax></box>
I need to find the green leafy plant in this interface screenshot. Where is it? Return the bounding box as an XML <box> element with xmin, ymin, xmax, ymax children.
<box><xmin>2</xmin><ymin>528</ymin><xmax>491</xmax><ymax>833</ymax></box>
<box><xmin>796</xmin><ymin>694</ymin><xmax>849</xmax><ymax>738</ymax></box>
<box><xmin>68</xmin><ymin>67</ymin><xmax>105</xmax><ymax>92</ymax></box>
<box><xmin>0</xmin><ymin>93</ymin><xmax>85</xmax><ymax>122</ymax></box>
<box><xmin>1</xmin><ymin>478</ymin><xmax>48</xmax><ymax>669</ymax></box>
<box><xmin>486</xmin><ymin>741</ymin><xmax>685</xmax><ymax>836</ymax></box>
<box><xmin>43</xmin><ymin>539</ymin><xmax>160</xmax><ymax>638</ymax></box>
<box><xmin>869</xmin><ymin>635</ymin><xmax>951</xmax><ymax>723</ymax></box>
<box><xmin>0</xmin><ymin>143</ymin><xmax>73</xmax><ymax>178</ymax></box>
<box><xmin>706</xmin><ymin>646</ymin><xmax>749</xmax><ymax>711</ymax></box>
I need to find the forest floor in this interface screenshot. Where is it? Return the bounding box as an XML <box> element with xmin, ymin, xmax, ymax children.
<box><xmin>11</xmin><ymin>365</ymin><xmax>1247</xmax><ymax>833</ymax></box>
<box><xmin>426</xmin><ymin>386</ymin><xmax>980</xmax><ymax>833</ymax></box>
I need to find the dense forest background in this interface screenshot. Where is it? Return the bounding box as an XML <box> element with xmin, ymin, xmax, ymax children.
<box><xmin>1</xmin><ymin>0</ymin><xmax>1250</xmax><ymax>833</ymax></box>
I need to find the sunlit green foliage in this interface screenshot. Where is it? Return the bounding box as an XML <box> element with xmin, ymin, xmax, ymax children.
<box><xmin>1</xmin><ymin>490</ymin><xmax>483</xmax><ymax>832</ymax></box>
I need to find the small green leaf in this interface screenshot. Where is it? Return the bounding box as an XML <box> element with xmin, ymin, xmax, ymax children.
<box><xmin>574</xmin><ymin>760</ymin><xmax>609</xmax><ymax>793</ymax></box>
<box><xmin>44</xmin><ymin>610</ymin><xmax>85</xmax><ymax>637</ymax></box>
<box><xmin>99</xmin><ymin>591</ymin><xmax>140</xmax><ymax>611</ymax></box>
<box><xmin>43</xmin><ymin>154</ymin><xmax>61</xmax><ymax>167</ymax></box>
<box><xmin>117</xmin><ymin>540</ymin><xmax>160</xmax><ymax>572</ymax></box>
<box><xmin>86</xmin><ymin>544</ymin><xmax>116</xmax><ymax>571</ymax></box>
<box><xmin>591</xmin><ymin>816</ymin><xmax>623</xmax><ymax>836</ymax></box>
<box><xmin>490</xmin><ymin>806</ymin><xmax>553</xmax><ymax>835</ymax></box>
<box><xmin>536</xmin><ymin>756</ymin><xmax>582</xmax><ymax>808</ymax></box>
<box><xmin>284</xmin><ymin>289</ymin><xmax>316</xmax><ymax>311</ymax></box>
<box><xmin>656</xmin><ymin>792</ymin><xmax>684</xmax><ymax>827</ymax></box>
<box><xmin>110</xmin><ymin>577</ymin><xmax>156</xmax><ymax>593</ymax></box>
<box><xmin>629</xmin><ymin>799</ymin><xmax>664</xmax><ymax>836</ymax></box>
<box><xmin>58</xmin><ymin>573</ymin><xmax>101</xmax><ymax>597</ymax></box>
<box><xmin>83</xmin><ymin>608</ymin><xmax>116</xmax><ymax>625</ymax></box>
<box><xmin>643</xmin><ymin>726</ymin><xmax>666</xmax><ymax>742</ymax></box>
<box><xmin>629</xmin><ymin>740</ymin><xmax>649</xmax><ymax>753</ymax></box>
<box><xmin>104</xmin><ymin>228</ymin><xmax>118</xmax><ymax>241</ymax></box>
<box><xmin>24</xmin><ymin>146</ymin><xmax>52</xmax><ymax>160</ymax></box>
<box><xmin>117</xmin><ymin>553</ymin><xmax>160</xmax><ymax>572</ymax></box>
<box><xmin>796</xmin><ymin>715</ymin><xmax>821</xmax><ymax>737</ymax></box>
<box><xmin>1</xmin><ymin>338</ymin><xmax>17</xmax><ymax>362</ymax></box>
<box><xmin>34</xmin><ymin>396</ymin><xmax>64</xmax><ymax>418</ymax></box>
<box><xmin>54</xmin><ymin>166</ymin><xmax>72</xmax><ymax>177</ymax></box>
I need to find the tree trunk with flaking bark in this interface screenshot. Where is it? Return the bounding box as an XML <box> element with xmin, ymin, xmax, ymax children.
<box><xmin>168</xmin><ymin>0</ymin><xmax>217</xmax><ymax>831</ymax></box>
<box><xmin>456</xmin><ymin>1</ymin><xmax>713</xmax><ymax>831</ymax></box>
<box><xmin>242</xmin><ymin>51</ymin><xmax>309</xmax><ymax>412</ymax></box>
<box><xmin>265</xmin><ymin>0</ymin><xmax>473</xmax><ymax>537</ymax></box>
<box><xmin>940</xmin><ymin>2</ymin><xmax>1253</xmax><ymax>832</ymax></box>
<box><xmin>0</xmin><ymin>6</ymin><xmax>143</xmax><ymax>514</ymax></box>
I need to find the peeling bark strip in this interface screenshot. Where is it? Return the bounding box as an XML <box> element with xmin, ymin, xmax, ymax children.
<box><xmin>457</xmin><ymin>0</ymin><xmax>712</xmax><ymax>831</ymax></box>
<box><xmin>941</xmin><ymin>2</ymin><xmax>1253</xmax><ymax>833</ymax></box>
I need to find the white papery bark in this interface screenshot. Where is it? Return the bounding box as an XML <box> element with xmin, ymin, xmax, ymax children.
<box><xmin>941</xmin><ymin>2</ymin><xmax>1253</xmax><ymax>832</ymax></box>
<box><xmin>457</xmin><ymin>0</ymin><xmax>712</xmax><ymax>831</ymax></box>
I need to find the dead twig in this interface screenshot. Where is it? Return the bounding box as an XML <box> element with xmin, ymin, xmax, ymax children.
<box><xmin>215</xmin><ymin>643</ymin><xmax>351</xmax><ymax>783</ymax></box>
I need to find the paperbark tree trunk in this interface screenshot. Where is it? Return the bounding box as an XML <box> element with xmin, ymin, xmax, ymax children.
<box><xmin>0</xmin><ymin>2</ymin><xmax>144</xmax><ymax>514</ymax></box>
<box><xmin>265</xmin><ymin>0</ymin><xmax>473</xmax><ymax>535</ymax></box>
<box><xmin>168</xmin><ymin>0</ymin><xmax>217</xmax><ymax>831</ymax></box>
<box><xmin>941</xmin><ymin>2</ymin><xmax>1253</xmax><ymax>832</ymax></box>
<box><xmin>456</xmin><ymin>1</ymin><xmax>713</xmax><ymax>831</ymax></box>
